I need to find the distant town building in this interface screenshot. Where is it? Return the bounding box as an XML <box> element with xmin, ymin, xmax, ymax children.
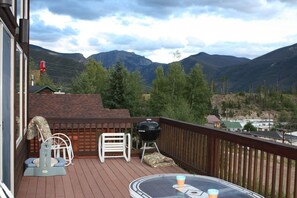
<box><xmin>227</xmin><ymin>118</ymin><xmax>274</xmax><ymax>131</ymax></box>
<box><xmin>221</xmin><ymin>121</ymin><xmax>242</xmax><ymax>132</ymax></box>
<box><xmin>206</xmin><ymin>115</ymin><xmax>221</xmax><ymax>128</ymax></box>
<box><xmin>29</xmin><ymin>85</ymin><xmax>57</xmax><ymax>94</ymax></box>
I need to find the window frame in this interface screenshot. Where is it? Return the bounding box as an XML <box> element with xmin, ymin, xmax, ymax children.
<box><xmin>0</xmin><ymin>19</ymin><xmax>4</xmax><ymax>184</ymax></box>
<box><xmin>0</xmin><ymin>19</ymin><xmax>15</xmax><ymax>189</ymax></box>
<box><xmin>15</xmin><ymin>44</ymin><xmax>23</xmax><ymax>147</ymax></box>
<box><xmin>23</xmin><ymin>54</ymin><xmax>27</xmax><ymax>134</ymax></box>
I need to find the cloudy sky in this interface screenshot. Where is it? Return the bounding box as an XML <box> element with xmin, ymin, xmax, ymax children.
<box><xmin>30</xmin><ymin>0</ymin><xmax>297</xmax><ymax>63</ymax></box>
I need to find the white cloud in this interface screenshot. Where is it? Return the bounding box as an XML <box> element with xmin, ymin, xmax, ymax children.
<box><xmin>29</xmin><ymin>0</ymin><xmax>297</xmax><ymax>63</ymax></box>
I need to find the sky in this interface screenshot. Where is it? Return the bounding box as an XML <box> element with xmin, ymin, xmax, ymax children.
<box><xmin>30</xmin><ymin>0</ymin><xmax>297</xmax><ymax>64</ymax></box>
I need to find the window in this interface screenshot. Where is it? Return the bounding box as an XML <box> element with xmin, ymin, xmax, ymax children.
<box><xmin>15</xmin><ymin>44</ymin><xmax>23</xmax><ymax>147</ymax></box>
<box><xmin>1</xmin><ymin>20</ymin><xmax>13</xmax><ymax>186</ymax></box>
<box><xmin>0</xmin><ymin>20</ymin><xmax>3</xmax><ymax>184</ymax></box>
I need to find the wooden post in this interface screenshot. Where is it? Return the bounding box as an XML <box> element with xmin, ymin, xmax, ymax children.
<box><xmin>207</xmin><ymin>135</ymin><xmax>216</xmax><ymax>176</ymax></box>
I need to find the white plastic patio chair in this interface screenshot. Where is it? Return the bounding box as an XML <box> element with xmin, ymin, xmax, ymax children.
<box><xmin>43</xmin><ymin>133</ymin><xmax>74</xmax><ymax>166</ymax></box>
<box><xmin>98</xmin><ymin>133</ymin><xmax>131</xmax><ymax>162</ymax></box>
<box><xmin>0</xmin><ymin>181</ymin><xmax>13</xmax><ymax>198</ymax></box>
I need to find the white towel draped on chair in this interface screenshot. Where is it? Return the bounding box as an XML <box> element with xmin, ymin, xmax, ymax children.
<box><xmin>27</xmin><ymin>116</ymin><xmax>74</xmax><ymax>166</ymax></box>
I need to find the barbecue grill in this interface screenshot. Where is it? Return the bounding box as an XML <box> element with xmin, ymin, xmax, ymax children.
<box><xmin>137</xmin><ymin>119</ymin><xmax>161</xmax><ymax>162</ymax></box>
<box><xmin>137</xmin><ymin>119</ymin><xmax>160</xmax><ymax>142</ymax></box>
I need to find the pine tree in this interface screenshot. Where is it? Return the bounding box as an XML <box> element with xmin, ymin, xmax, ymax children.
<box><xmin>103</xmin><ymin>62</ymin><xmax>145</xmax><ymax>116</ymax></box>
<box><xmin>104</xmin><ymin>62</ymin><xmax>126</xmax><ymax>109</ymax></box>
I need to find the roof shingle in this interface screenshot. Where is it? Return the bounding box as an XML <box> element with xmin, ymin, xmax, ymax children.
<box><xmin>29</xmin><ymin>94</ymin><xmax>130</xmax><ymax>119</ymax></box>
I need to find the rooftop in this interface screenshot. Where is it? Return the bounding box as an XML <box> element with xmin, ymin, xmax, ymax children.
<box><xmin>29</xmin><ymin>85</ymin><xmax>57</xmax><ymax>94</ymax></box>
<box><xmin>207</xmin><ymin>115</ymin><xmax>220</xmax><ymax>123</ymax></box>
<box><xmin>29</xmin><ymin>93</ymin><xmax>130</xmax><ymax>119</ymax></box>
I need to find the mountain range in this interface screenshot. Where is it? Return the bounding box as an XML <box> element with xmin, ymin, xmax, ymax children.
<box><xmin>29</xmin><ymin>43</ymin><xmax>297</xmax><ymax>92</ymax></box>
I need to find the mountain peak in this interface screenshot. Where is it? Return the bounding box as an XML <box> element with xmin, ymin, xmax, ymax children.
<box><xmin>182</xmin><ymin>52</ymin><xmax>250</xmax><ymax>69</ymax></box>
<box><xmin>197</xmin><ymin>52</ymin><xmax>209</xmax><ymax>56</ymax></box>
<box><xmin>88</xmin><ymin>50</ymin><xmax>153</xmax><ymax>69</ymax></box>
<box><xmin>29</xmin><ymin>43</ymin><xmax>297</xmax><ymax>92</ymax></box>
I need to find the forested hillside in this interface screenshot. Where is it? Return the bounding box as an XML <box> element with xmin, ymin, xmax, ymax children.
<box><xmin>29</xmin><ymin>45</ymin><xmax>85</xmax><ymax>86</ymax></box>
<box><xmin>30</xmin><ymin>42</ymin><xmax>297</xmax><ymax>93</ymax></box>
<box><xmin>218</xmin><ymin>43</ymin><xmax>297</xmax><ymax>92</ymax></box>
<box><xmin>211</xmin><ymin>92</ymin><xmax>297</xmax><ymax>129</ymax></box>
<box><xmin>28</xmin><ymin>45</ymin><xmax>249</xmax><ymax>90</ymax></box>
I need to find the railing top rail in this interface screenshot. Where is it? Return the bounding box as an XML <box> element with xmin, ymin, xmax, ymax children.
<box><xmin>33</xmin><ymin>117</ymin><xmax>159</xmax><ymax>124</ymax></box>
<box><xmin>29</xmin><ymin>116</ymin><xmax>297</xmax><ymax>160</ymax></box>
<box><xmin>160</xmin><ymin>117</ymin><xmax>297</xmax><ymax>160</ymax></box>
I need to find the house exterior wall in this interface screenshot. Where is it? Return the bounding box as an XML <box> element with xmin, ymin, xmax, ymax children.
<box><xmin>0</xmin><ymin>0</ymin><xmax>30</xmax><ymax>195</ymax></box>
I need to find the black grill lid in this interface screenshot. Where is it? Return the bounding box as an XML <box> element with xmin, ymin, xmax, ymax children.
<box><xmin>137</xmin><ymin>119</ymin><xmax>160</xmax><ymax>131</ymax></box>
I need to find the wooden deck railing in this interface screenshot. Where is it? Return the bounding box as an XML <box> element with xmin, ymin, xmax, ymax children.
<box><xmin>28</xmin><ymin>117</ymin><xmax>159</xmax><ymax>156</ymax></box>
<box><xmin>158</xmin><ymin>117</ymin><xmax>297</xmax><ymax>198</ymax></box>
<box><xmin>27</xmin><ymin>117</ymin><xmax>297</xmax><ymax>198</ymax></box>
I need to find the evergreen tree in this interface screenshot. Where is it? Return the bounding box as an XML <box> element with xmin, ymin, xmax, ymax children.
<box><xmin>104</xmin><ymin>62</ymin><xmax>126</xmax><ymax>109</ymax></box>
<box><xmin>103</xmin><ymin>62</ymin><xmax>145</xmax><ymax>116</ymax></box>
<box><xmin>71</xmin><ymin>59</ymin><xmax>108</xmax><ymax>94</ymax></box>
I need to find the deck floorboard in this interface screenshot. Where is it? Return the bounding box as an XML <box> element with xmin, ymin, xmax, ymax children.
<box><xmin>17</xmin><ymin>157</ymin><xmax>187</xmax><ymax>198</ymax></box>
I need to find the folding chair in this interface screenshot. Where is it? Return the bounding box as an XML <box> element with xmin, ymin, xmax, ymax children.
<box><xmin>98</xmin><ymin>133</ymin><xmax>131</xmax><ymax>162</ymax></box>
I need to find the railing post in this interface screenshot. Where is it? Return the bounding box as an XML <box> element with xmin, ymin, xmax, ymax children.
<box><xmin>73</xmin><ymin>135</ymin><xmax>78</xmax><ymax>155</ymax></box>
<box><xmin>207</xmin><ymin>134</ymin><xmax>216</xmax><ymax>177</ymax></box>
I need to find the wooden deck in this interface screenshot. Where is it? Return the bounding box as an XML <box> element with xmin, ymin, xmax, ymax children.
<box><xmin>16</xmin><ymin>157</ymin><xmax>188</xmax><ymax>198</ymax></box>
